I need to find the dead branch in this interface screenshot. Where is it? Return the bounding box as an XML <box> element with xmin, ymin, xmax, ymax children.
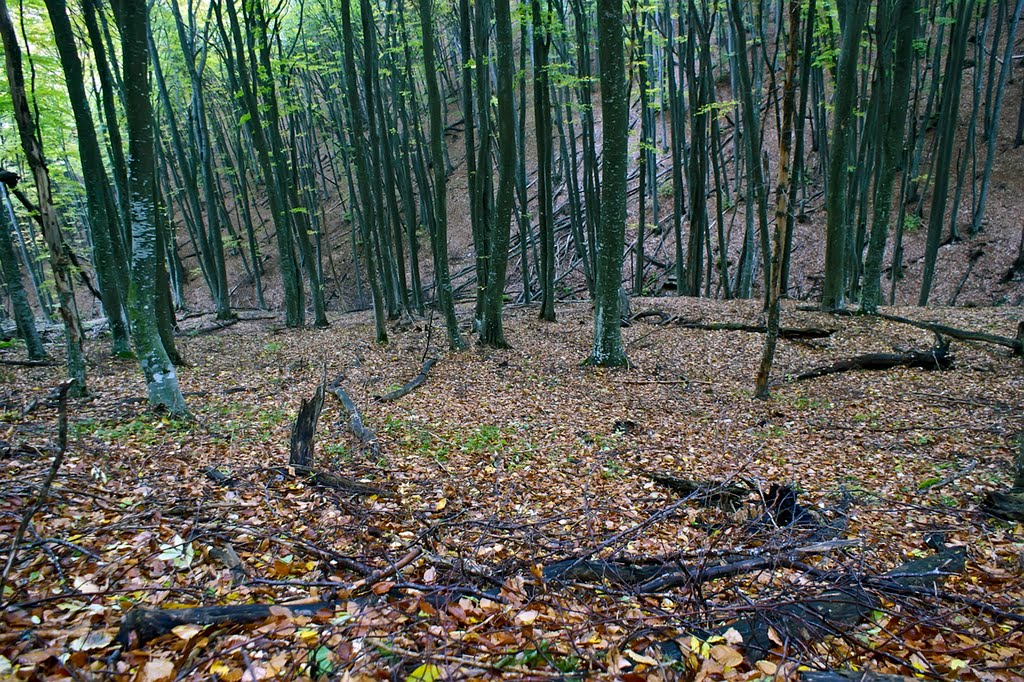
<box><xmin>632</xmin><ymin>310</ymin><xmax>834</xmax><ymax>339</ymax></box>
<box><xmin>878</xmin><ymin>313</ymin><xmax>1023</xmax><ymax>356</ymax></box>
<box><xmin>793</xmin><ymin>341</ymin><xmax>953</xmax><ymax>381</ymax></box>
<box><xmin>0</xmin><ymin>380</ymin><xmax>73</xmax><ymax>604</ymax></box>
<box><xmin>328</xmin><ymin>375</ymin><xmax>379</xmax><ymax>457</ymax></box>
<box><xmin>374</xmin><ymin>358</ymin><xmax>437</xmax><ymax>402</ymax></box>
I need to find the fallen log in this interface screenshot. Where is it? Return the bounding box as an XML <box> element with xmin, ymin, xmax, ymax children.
<box><xmin>678</xmin><ymin>321</ymin><xmax>835</xmax><ymax>340</ymax></box>
<box><xmin>644</xmin><ymin>473</ymin><xmax>751</xmax><ymax>510</ymax></box>
<box><xmin>878</xmin><ymin>313</ymin><xmax>1023</xmax><ymax>356</ymax></box>
<box><xmin>632</xmin><ymin>310</ymin><xmax>835</xmax><ymax>339</ymax></box>
<box><xmin>117</xmin><ymin>601</ymin><xmax>337</xmax><ymax>647</ymax></box>
<box><xmin>801</xmin><ymin>672</ymin><xmax>916</xmax><ymax>682</ymax></box>
<box><xmin>271</xmin><ymin>465</ymin><xmax>389</xmax><ymax>497</ymax></box>
<box><xmin>118</xmin><ymin>548</ymin><xmax>423</xmax><ymax>647</ymax></box>
<box><xmin>328</xmin><ymin>376</ymin><xmax>379</xmax><ymax>457</ymax></box>
<box><xmin>0</xmin><ymin>358</ymin><xmax>58</xmax><ymax>367</ymax></box>
<box><xmin>793</xmin><ymin>341</ymin><xmax>952</xmax><ymax>381</ymax></box>
<box><xmin>375</xmin><ymin>358</ymin><xmax>437</xmax><ymax>402</ymax></box>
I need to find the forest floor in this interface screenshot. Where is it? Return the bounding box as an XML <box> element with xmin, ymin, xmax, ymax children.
<box><xmin>1</xmin><ymin>298</ymin><xmax>1023</xmax><ymax>681</ymax></box>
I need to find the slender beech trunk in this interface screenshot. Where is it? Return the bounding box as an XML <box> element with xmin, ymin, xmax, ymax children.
<box><xmin>340</xmin><ymin>0</ymin><xmax>387</xmax><ymax>342</ymax></box>
<box><xmin>821</xmin><ymin>0</ymin><xmax>868</xmax><ymax>310</ymax></box>
<box><xmin>863</xmin><ymin>0</ymin><xmax>916</xmax><ymax>313</ymax></box>
<box><xmin>44</xmin><ymin>0</ymin><xmax>132</xmax><ymax>356</ymax></box>
<box><xmin>0</xmin><ymin>184</ymin><xmax>43</xmax><ymax>359</ymax></box>
<box><xmin>755</xmin><ymin>0</ymin><xmax>799</xmax><ymax>398</ymax></box>
<box><xmin>0</xmin><ymin>0</ymin><xmax>86</xmax><ymax>394</ymax></box>
<box><xmin>420</xmin><ymin>0</ymin><xmax>466</xmax><ymax>350</ymax></box>
<box><xmin>919</xmin><ymin>0</ymin><xmax>974</xmax><ymax>305</ymax></box>
<box><xmin>534</xmin><ymin>0</ymin><xmax>556</xmax><ymax>321</ymax></box>
<box><xmin>480</xmin><ymin>0</ymin><xmax>516</xmax><ymax>348</ymax></box>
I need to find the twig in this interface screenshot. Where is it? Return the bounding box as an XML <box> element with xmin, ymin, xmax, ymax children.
<box><xmin>0</xmin><ymin>380</ymin><xmax>73</xmax><ymax>605</ymax></box>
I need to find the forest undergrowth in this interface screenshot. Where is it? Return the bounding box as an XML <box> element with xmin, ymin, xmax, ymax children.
<box><xmin>1</xmin><ymin>298</ymin><xmax>1022</xmax><ymax>680</ymax></box>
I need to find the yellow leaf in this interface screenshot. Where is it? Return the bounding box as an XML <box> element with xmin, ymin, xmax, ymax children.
<box><xmin>949</xmin><ymin>659</ymin><xmax>968</xmax><ymax>671</ymax></box>
<box><xmin>210</xmin><ymin>662</ymin><xmax>231</xmax><ymax>676</ymax></box>
<box><xmin>407</xmin><ymin>663</ymin><xmax>442</xmax><ymax>682</ymax></box>
<box><xmin>434</xmin><ymin>498</ymin><xmax>447</xmax><ymax>511</ymax></box>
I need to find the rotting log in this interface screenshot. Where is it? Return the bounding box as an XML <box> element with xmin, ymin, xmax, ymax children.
<box><xmin>878</xmin><ymin>313</ymin><xmax>1023</xmax><ymax>356</ymax></box>
<box><xmin>117</xmin><ymin>601</ymin><xmax>337</xmax><ymax>647</ymax></box>
<box><xmin>793</xmin><ymin>341</ymin><xmax>952</xmax><ymax>381</ymax></box>
<box><xmin>644</xmin><ymin>473</ymin><xmax>751</xmax><ymax>510</ymax></box>
<box><xmin>117</xmin><ymin>549</ymin><xmax>423</xmax><ymax>647</ymax></box>
<box><xmin>270</xmin><ymin>465</ymin><xmax>389</xmax><ymax>497</ymax></box>
<box><xmin>289</xmin><ymin>372</ymin><xmax>326</xmax><ymax>467</ymax></box>
<box><xmin>328</xmin><ymin>375</ymin><xmax>379</xmax><ymax>457</ymax></box>
<box><xmin>375</xmin><ymin>358</ymin><xmax>437</xmax><ymax>402</ymax></box>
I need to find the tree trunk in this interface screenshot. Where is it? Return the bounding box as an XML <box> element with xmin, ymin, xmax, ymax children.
<box><xmin>420</xmin><ymin>0</ymin><xmax>466</xmax><ymax>350</ymax></box>
<box><xmin>0</xmin><ymin>0</ymin><xmax>87</xmax><ymax>394</ymax></box>
<box><xmin>479</xmin><ymin>0</ymin><xmax>517</xmax><ymax>348</ymax></box>
<box><xmin>586</xmin><ymin>0</ymin><xmax>629</xmax><ymax>366</ymax></box>
<box><xmin>111</xmin><ymin>0</ymin><xmax>186</xmax><ymax>414</ymax></box>
<box><xmin>821</xmin><ymin>0</ymin><xmax>869</xmax><ymax>310</ymax></box>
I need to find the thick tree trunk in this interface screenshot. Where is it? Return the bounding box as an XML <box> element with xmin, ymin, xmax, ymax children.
<box><xmin>586</xmin><ymin>0</ymin><xmax>629</xmax><ymax>367</ymax></box>
<box><xmin>111</xmin><ymin>0</ymin><xmax>186</xmax><ymax>414</ymax></box>
<box><xmin>821</xmin><ymin>0</ymin><xmax>869</xmax><ymax>310</ymax></box>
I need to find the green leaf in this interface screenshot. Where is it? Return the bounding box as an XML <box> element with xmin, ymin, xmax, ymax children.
<box><xmin>307</xmin><ymin>645</ymin><xmax>334</xmax><ymax>678</ymax></box>
<box><xmin>407</xmin><ymin>663</ymin><xmax>442</xmax><ymax>681</ymax></box>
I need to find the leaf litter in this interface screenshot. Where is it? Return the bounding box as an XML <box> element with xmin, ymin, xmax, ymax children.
<box><xmin>0</xmin><ymin>298</ymin><xmax>1022</xmax><ymax>680</ymax></box>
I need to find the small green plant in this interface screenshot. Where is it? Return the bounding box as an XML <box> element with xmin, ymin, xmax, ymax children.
<box><xmin>904</xmin><ymin>212</ymin><xmax>922</xmax><ymax>233</ymax></box>
<box><xmin>262</xmin><ymin>341</ymin><xmax>283</xmax><ymax>353</ymax></box>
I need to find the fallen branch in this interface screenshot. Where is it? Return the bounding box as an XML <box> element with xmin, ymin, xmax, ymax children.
<box><xmin>637</xmin><ymin>540</ymin><xmax>858</xmax><ymax>593</ymax></box>
<box><xmin>118</xmin><ymin>548</ymin><xmax>424</xmax><ymax>647</ymax></box>
<box><xmin>271</xmin><ymin>465</ymin><xmax>389</xmax><ymax>497</ymax></box>
<box><xmin>0</xmin><ymin>381</ymin><xmax>73</xmax><ymax>605</ymax></box>
<box><xmin>0</xmin><ymin>358</ymin><xmax>58</xmax><ymax>367</ymax></box>
<box><xmin>328</xmin><ymin>375</ymin><xmax>379</xmax><ymax>457</ymax></box>
<box><xmin>633</xmin><ymin>310</ymin><xmax>834</xmax><ymax>339</ymax></box>
<box><xmin>878</xmin><ymin>313</ymin><xmax>1023</xmax><ymax>356</ymax></box>
<box><xmin>699</xmin><ymin>545</ymin><xmax>966</xmax><ymax>661</ymax></box>
<box><xmin>793</xmin><ymin>341</ymin><xmax>952</xmax><ymax>381</ymax></box>
<box><xmin>117</xmin><ymin>601</ymin><xmax>338</xmax><ymax>647</ymax></box>
<box><xmin>375</xmin><ymin>358</ymin><xmax>437</xmax><ymax>402</ymax></box>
